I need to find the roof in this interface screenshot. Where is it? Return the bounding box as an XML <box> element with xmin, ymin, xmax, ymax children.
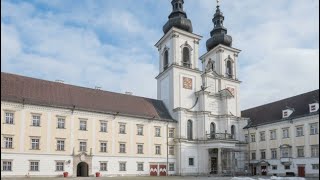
<box><xmin>242</xmin><ymin>89</ymin><xmax>319</xmax><ymax>128</ymax></box>
<box><xmin>1</xmin><ymin>72</ymin><xmax>174</xmax><ymax>122</ymax></box>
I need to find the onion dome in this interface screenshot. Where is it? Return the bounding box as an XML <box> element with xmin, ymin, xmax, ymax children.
<box><xmin>206</xmin><ymin>4</ymin><xmax>232</xmax><ymax>51</ymax></box>
<box><xmin>163</xmin><ymin>0</ymin><xmax>193</xmax><ymax>34</ymax></box>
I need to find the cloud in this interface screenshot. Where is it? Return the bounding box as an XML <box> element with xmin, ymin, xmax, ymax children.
<box><xmin>1</xmin><ymin>0</ymin><xmax>319</xmax><ymax>110</ymax></box>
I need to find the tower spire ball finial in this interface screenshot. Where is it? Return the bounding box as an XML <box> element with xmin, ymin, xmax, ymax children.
<box><xmin>217</xmin><ymin>0</ymin><xmax>220</xmax><ymax>6</ymax></box>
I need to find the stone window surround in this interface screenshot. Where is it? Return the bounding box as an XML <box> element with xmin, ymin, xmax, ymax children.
<box><xmin>1</xmin><ymin>159</ymin><xmax>13</xmax><ymax>171</ymax></box>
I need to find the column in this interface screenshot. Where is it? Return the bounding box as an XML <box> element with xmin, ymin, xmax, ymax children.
<box><xmin>218</xmin><ymin>148</ymin><xmax>222</xmax><ymax>174</ymax></box>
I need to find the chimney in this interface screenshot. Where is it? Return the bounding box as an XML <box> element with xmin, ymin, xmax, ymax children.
<box><xmin>125</xmin><ymin>92</ymin><xmax>133</xmax><ymax>95</ymax></box>
<box><xmin>55</xmin><ymin>79</ymin><xmax>64</xmax><ymax>83</ymax></box>
<box><xmin>95</xmin><ymin>86</ymin><xmax>102</xmax><ymax>90</ymax></box>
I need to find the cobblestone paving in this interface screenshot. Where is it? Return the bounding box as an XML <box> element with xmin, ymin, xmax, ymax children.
<box><xmin>1</xmin><ymin>176</ymin><xmax>319</xmax><ymax>180</ymax></box>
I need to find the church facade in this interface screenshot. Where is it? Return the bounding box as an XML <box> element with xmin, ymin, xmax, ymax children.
<box><xmin>5</xmin><ymin>0</ymin><xmax>318</xmax><ymax>178</ymax></box>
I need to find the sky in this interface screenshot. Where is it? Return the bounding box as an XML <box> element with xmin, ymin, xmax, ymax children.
<box><xmin>1</xmin><ymin>0</ymin><xmax>319</xmax><ymax>109</ymax></box>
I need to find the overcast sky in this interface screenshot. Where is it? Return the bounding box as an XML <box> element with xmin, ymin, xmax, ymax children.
<box><xmin>1</xmin><ymin>0</ymin><xmax>319</xmax><ymax>109</ymax></box>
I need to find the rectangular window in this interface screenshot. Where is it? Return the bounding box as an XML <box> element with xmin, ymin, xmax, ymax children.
<box><xmin>270</xmin><ymin>130</ymin><xmax>277</xmax><ymax>140</ymax></box>
<box><xmin>137</xmin><ymin>144</ymin><xmax>143</xmax><ymax>154</ymax></box>
<box><xmin>80</xmin><ymin>120</ymin><xmax>87</xmax><ymax>131</ymax></box>
<box><xmin>284</xmin><ymin>165</ymin><xmax>290</xmax><ymax>170</ymax></box>
<box><xmin>261</xmin><ymin>150</ymin><xmax>266</xmax><ymax>159</ymax></box>
<box><xmin>137</xmin><ymin>125</ymin><xmax>143</xmax><ymax>135</ymax></box>
<box><xmin>271</xmin><ymin>149</ymin><xmax>277</xmax><ymax>159</ymax></box>
<box><xmin>251</xmin><ymin>152</ymin><xmax>256</xmax><ymax>160</ymax></box>
<box><xmin>31</xmin><ymin>138</ymin><xmax>40</xmax><ymax>150</ymax></box>
<box><xmin>119</xmin><ymin>124</ymin><xmax>126</xmax><ymax>134</ymax></box>
<box><xmin>260</xmin><ymin>131</ymin><xmax>266</xmax><ymax>141</ymax></box>
<box><xmin>155</xmin><ymin>145</ymin><xmax>161</xmax><ymax>155</ymax></box>
<box><xmin>310</xmin><ymin>123</ymin><xmax>318</xmax><ymax>135</ymax></box>
<box><xmin>169</xmin><ymin>146</ymin><xmax>174</xmax><ymax>155</ymax></box>
<box><xmin>296</xmin><ymin>126</ymin><xmax>304</xmax><ymax>137</ymax></box>
<box><xmin>311</xmin><ymin>145</ymin><xmax>319</xmax><ymax>157</ymax></box>
<box><xmin>155</xmin><ymin>127</ymin><xmax>161</xmax><ymax>137</ymax></box>
<box><xmin>312</xmin><ymin>164</ymin><xmax>319</xmax><ymax>170</ymax></box>
<box><xmin>2</xmin><ymin>161</ymin><xmax>12</xmax><ymax>171</ymax></box>
<box><xmin>282</xmin><ymin>128</ymin><xmax>290</xmax><ymax>138</ymax></box>
<box><xmin>297</xmin><ymin>146</ymin><xmax>304</xmax><ymax>157</ymax></box>
<box><xmin>5</xmin><ymin>112</ymin><xmax>14</xmax><ymax>124</ymax></box>
<box><xmin>57</xmin><ymin>140</ymin><xmax>65</xmax><ymax>151</ymax></box>
<box><xmin>120</xmin><ymin>143</ymin><xmax>126</xmax><ymax>153</ymax></box>
<box><xmin>3</xmin><ymin>137</ymin><xmax>13</xmax><ymax>149</ymax></box>
<box><xmin>188</xmin><ymin>158</ymin><xmax>194</xmax><ymax>166</ymax></box>
<box><xmin>100</xmin><ymin>142</ymin><xmax>107</xmax><ymax>152</ymax></box>
<box><xmin>79</xmin><ymin>142</ymin><xmax>87</xmax><ymax>152</ymax></box>
<box><xmin>169</xmin><ymin>128</ymin><xmax>174</xmax><ymax>138</ymax></box>
<box><xmin>281</xmin><ymin>147</ymin><xmax>291</xmax><ymax>158</ymax></box>
<box><xmin>137</xmin><ymin>163</ymin><xmax>144</xmax><ymax>171</ymax></box>
<box><xmin>251</xmin><ymin>134</ymin><xmax>256</xmax><ymax>142</ymax></box>
<box><xmin>57</xmin><ymin>118</ymin><xmax>65</xmax><ymax>129</ymax></box>
<box><xmin>32</xmin><ymin>115</ymin><xmax>41</xmax><ymax>126</ymax></box>
<box><xmin>30</xmin><ymin>161</ymin><xmax>39</xmax><ymax>171</ymax></box>
<box><xmin>100</xmin><ymin>122</ymin><xmax>107</xmax><ymax>132</ymax></box>
<box><xmin>119</xmin><ymin>162</ymin><xmax>126</xmax><ymax>171</ymax></box>
<box><xmin>272</xmin><ymin>165</ymin><xmax>277</xmax><ymax>170</ymax></box>
<box><xmin>244</xmin><ymin>135</ymin><xmax>249</xmax><ymax>143</ymax></box>
<box><xmin>56</xmin><ymin>162</ymin><xmax>64</xmax><ymax>171</ymax></box>
<box><xmin>100</xmin><ymin>162</ymin><xmax>107</xmax><ymax>171</ymax></box>
<box><xmin>169</xmin><ymin>163</ymin><xmax>175</xmax><ymax>171</ymax></box>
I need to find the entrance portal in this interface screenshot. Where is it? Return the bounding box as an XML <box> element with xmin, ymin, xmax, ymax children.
<box><xmin>210</xmin><ymin>157</ymin><xmax>218</xmax><ymax>174</ymax></box>
<box><xmin>77</xmin><ymin>162</ymin><xmax>89</xmax><ymax>177</ymax></box>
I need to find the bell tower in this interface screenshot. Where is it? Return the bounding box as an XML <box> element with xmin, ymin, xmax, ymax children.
<box><xmin>155</xmin><ymin>0</ymin><xmax>202</xmax><ymax>117</ymax></box>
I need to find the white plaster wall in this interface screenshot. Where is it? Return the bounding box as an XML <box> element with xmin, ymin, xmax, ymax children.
<box><xmin>1</xmin><ymin>153</ymin><xmax>73</xmax><ymax>177</ymax></box>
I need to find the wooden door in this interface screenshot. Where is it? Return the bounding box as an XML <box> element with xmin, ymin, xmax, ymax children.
<box><xmin>298</xmin><ymin>166</ymin><xmax>305</xmax><ymax>177</ymax></box>
<box><xmin>253</xmin><ymin>167</ymin><xmax>257</xmax><ymax>175</ymax></box>
<box><xmin>261</xmin><ymin>166</ymin><xmax>267</xmax><ymax>176</ymax></box>
<box><xmin>159</xmin><ymin>165</ymin><xmax>167</xmax><ymax>176</ymax></box>
<box><xmin>149</xmin><ymin>165</ymin><xmax>158</xmax><ymax>176</ymax></box>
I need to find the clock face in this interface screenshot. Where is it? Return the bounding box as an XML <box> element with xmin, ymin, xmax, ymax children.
<box><xmin>183</xmin><ymin>77</ymin><xmax>192</xmax><ymax>90</ymax></box>
<box><xmin>227</xmin><ymin>87</ymin><xmax>235</xmax><ymax>96</ymax></box>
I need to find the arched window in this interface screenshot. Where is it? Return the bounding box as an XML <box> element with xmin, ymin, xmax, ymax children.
<box><xmin>231</xmin><ymin>125</ymin><xmax>236</xmax><ymax>139</ymax></box>
<box><xmin>175</xmin><ymin>3</ymin><xmax>178</xmax><ymax>9</ymax></box>
<box><xmin>226</xmin><ymin>60</ymin><xmax>233</xmax><ymax>78</ymax></box>
<box><xmin>164</xmin><ymin>50</ymin><xmax>169</xmax><ymax>70</ymax></box>
<box><xmin>187</xmin><ymin>120</ymin><xmax>193</xmax><ymax>140</ymax></box>
<box><xmin>182</xmin><ymin>47</ymin><xmax>190</xmax><ymax>68</ymax></box>
<box><xmin>210</xmin><ymin>122</ymin><xmax>216</xmax><ymax>139</ymax></box>
<box><xmin>179</xmin><ymin>3</ymin><xmax>182</xmax><ymax>9</ymax></box>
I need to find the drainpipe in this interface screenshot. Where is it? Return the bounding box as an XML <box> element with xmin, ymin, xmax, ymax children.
<box><xmin>166</xmin><ymin>122</ymin><xmax>169</xmax><ymax>176</ymax></box>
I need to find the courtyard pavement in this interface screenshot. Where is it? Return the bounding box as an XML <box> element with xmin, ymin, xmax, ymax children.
<box><xmin>1</xmin><ymin>176</ymin><xmax>319</xmax><ymax>180</ymax></box>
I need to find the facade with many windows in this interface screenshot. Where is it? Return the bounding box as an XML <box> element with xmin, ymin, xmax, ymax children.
<box><xmin>242</xmin><ymin>90</ymin><xmax>319</xmax><ymax>177</ymax></box>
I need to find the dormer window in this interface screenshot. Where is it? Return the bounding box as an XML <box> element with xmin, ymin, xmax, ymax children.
<box><xmin>309</xmin><ymin>103</ymin><xmax>319</xmax><ymax>113</ymax></box>
<box><xmin>282</xmin><ymin>109</ymin><xmax>294</xmax><ymax>118</ymax></box>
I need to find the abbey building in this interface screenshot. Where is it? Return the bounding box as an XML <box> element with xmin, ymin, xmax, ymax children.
<box><xmin>1</xmin><ymin>0</ymin><xmax>318</xmax><ymax>178</ymax></box>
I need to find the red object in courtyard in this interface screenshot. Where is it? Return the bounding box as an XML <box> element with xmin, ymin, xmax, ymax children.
<box><xmin>63</xmin><ymin>172</ymin><xmax>68</xmax><ymax>177</ymax></box>
<box><xmin>96</xmin><ymin>172</ymin><xmax>100</xmax><ymax>177</ymax></box>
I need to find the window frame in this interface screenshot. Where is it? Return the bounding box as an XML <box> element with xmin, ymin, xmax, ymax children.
<box><xmin>119</xmin><ymin>162</ymin><xmax>126</xmax><ymax>171</ymax></box>
<box><xmin>297</xmin><ymin>146</ymin><xmax>304</xmax><ymax>158</ymax></box>
<box><xmin>100</xmin><ymin>162</ymin><xmax>108</xmax><ymax>171</ymax></box>
<box><xmin>56</xmin><ymin>139</ymin><xmax>65</xmax><ymax>151</ymax></box>
<box><xmin>100</xmin><ymin>142</ymin><xmax>107</xmax><ymax>153</ymax></box>
<box><xmin>31</xmin><ymin>114</ymin><xmax>41</xmax><ymax>127</ymax></box>
<box><xmin>119</xmin><ymin>143</ymin><xmax>126</xmax><ymax>153</ymax></box>
<box><xmin>137</xmin><ymin>144</ymin><xmax>143</xmax><ymax>154</ymax></box>
<box><xmin>169</xmin><ymin>163</ymin><xmax>175</xmax><ymax>171</ymax></box>
<box><xmin>57</xmin><ymin>118</ymin><xmax>65</xmax><ymax>129</ymax></box>
<box><xmin>155</xmin><ymin>145</ymin><xmax>161</xmax><ymax>155</ymax></box>
<box><xmin>260</xmin><ymin>131</ymin><xmax>266</xmax><ymax>141</ymax></box>
<box><xmin>79</xmin><ymin>120</ymin><xmax>87</xmax><ymax>131</ymax></box>
<box><xmin>310</xmin><ymin>123</ymin><xmax>318</xmax><ymax>135</ymax></box>
<box><xmin>30</xmin><ymin>161</ymin><xmax>39</xmax><ymax>171</ymax></box>
<box><xmin>270</xmin><ymin>130</ymin><xmax>277</xmax><ymax>140</ymax></box>
<box><xmin>1</xmin><ymin>160</ymin><xmax>12</xmax><ymax>171</ymax></box>
<box><xmin>31</xmin><ymin>138</ymin><xmax>40</xmax><ymax>150</ymax></box>
<box><xmin>169</xmin><ymin>146</ymin><xmax>174</xmax><ymax>155</ymax></box>
<box><xmin>55</xmin><ymin>161</ymin><xmax>64</xmax><ymax>171</ymax></box>
<box><xmin>311</xmin><ymin>145</ymin><xmax>319</xmax><ymax>157</ymax></box>
<box><xmin>79</xmin><ymin>141</ymin><xmax>87</xmax><ymax>152</ymax></box>
<box><xmin>137</xmin><ymin>125</ymin><xmax>144</xmax><ymax>136</ymax></box>
<box><xmin>5</xmin><ymin>112</ymin><xmax>14</xmax><ymax>124</ymax></box>
<box><xmin>3</xmin><ymin>136</ymin><xmax>13</xmax><ymax>149</ymax></box>
<box><xmin>155</xmin><ymin>127</ymin><xmax>161</xmax><ymax>137</ymax></box>
<box><xmin>296</xmin><ymin>126</ymin><xmax>304</xmax><ymax>137</ymax></box>
<box><xmin>119</xmin><ymin>124</ymin><xmax>126</xmax><ymax>134</ymax></box>
<box><xmin>137</xmin><ymin>162</ymin><xmax>144</xmax><ymax>171</ymax></box>
<box><xmin>282</xmin><ymin>128</ymin><xmax>290</xmax><ymax>139</ymax></box>
<box><xmin>100</xmin><ymin>121</ymin><xmax>107</xmax><ymax>132</ymax></box>
<box><xmin>188</xmin><ymin>157</ymin><xmax>194</xmax><ymax>166</ymax></box>
<box><xmin>271</xmin><ymin>149</ymin><xmax>277</xmax><ymax>159</ymax></box>
<box><xmin>169</xmin><ymin>128</ymin><xmax>174</xmax><ymax>138</ymax></box>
